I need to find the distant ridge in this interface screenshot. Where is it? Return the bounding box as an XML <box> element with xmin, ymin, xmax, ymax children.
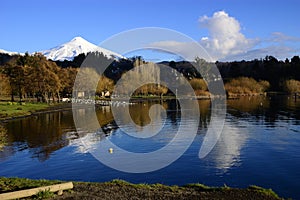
<box><xmin>0</xmin><ymin>49</ymin><xmax>23</xmax><ymax>56</ymax></box>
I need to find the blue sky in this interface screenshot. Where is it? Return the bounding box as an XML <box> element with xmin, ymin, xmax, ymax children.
<box><xmin>1</xmin><ymin>0</ymin><xmax>300</xmax><ymax>61</ymax></box>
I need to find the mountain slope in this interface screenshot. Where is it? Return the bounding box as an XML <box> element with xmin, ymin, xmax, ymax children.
<box><xmin>0</xmin><ymin>49</ymin><xmax>23</xmax><ymax>56</ymax></box>
<box><xmin>41</xmin><ymin>37</ymin><xmax>123</xmax><ymax>61</ymax></box>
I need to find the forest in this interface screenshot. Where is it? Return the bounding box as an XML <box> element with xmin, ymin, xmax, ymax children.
<box><xmin>0</xmin><ymin>51</ymin><xmax>300</xmax><ymax>103</ymax></box>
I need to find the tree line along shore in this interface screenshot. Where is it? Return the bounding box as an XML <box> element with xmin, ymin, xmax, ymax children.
<box><xmin>0</xmin><ymin>52</ymin><xmax>300</xmax><ymax>103</ymax></box>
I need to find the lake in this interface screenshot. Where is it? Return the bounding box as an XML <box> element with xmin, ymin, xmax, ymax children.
<box><xmin>0</xmin><ymin>96</ymin><xmax>300</xmax><ymax>199</ymax></box>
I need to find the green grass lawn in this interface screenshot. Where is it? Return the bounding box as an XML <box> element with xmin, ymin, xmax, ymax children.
<box><xmin>0</xmin><ymin>177</ymin><xmax>62</xmax><ymax>193</ymax></box>
<box><xmin>0</xmin><ymin>102</ymin><xmax>50</xmax><ymax>120</ymax></box>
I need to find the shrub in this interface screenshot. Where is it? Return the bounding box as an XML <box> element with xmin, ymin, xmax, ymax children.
<box><xmin>190</xmin><ymin>78</ymin><xmax>208</xmax><ymax>91</ymax></box>
<box><xmin>133</xmin><ymin>84</ymin><xmax>168</xmax><ymax>96</ymax></box>
<box><xmin>34</xmin><ymin>189</ymin><xmax>54</xmax><ymax>199</ymax></box>
<box><xmin>259</xmin><ymin>80</ymin><xmax>270</xmax><ymax>92</ymax></box>
<box><xmin>225</xmin><ymin>77</ymin><xmax>269</xmax><ymax>96</ymax></box>
<box><xmin>284</xmin><ymin>79</ymin><xmax>300</xmax><ymax>94</ymax></box>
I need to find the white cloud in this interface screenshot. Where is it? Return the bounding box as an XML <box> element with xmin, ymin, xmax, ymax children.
<box><xmin>222</xmin><ymin>32</ymin><xmax>300</xmax><ymax>61</ymax></box>
<box><xmin>222</xmin><ymin>45</ymin><xmax>297</xmax><ymax>61</ymax></box>
<box><xmin>149</xmin><ymin>41</ymin><xmax>212</xmax><ymax>61</ymax></box>
<box><xmin>149</xmin><ymin>11</ymin><xmax>300</xmax><ymax>62</ymax></box>
<box><xmin>269</xmin><ymin>32</ymin><xmax>300</xmax><ymax>43</ymax></box>
<box><xmin>149</xmin><ymin>11</ymin><xmax>258</xmax><ymax>61</ymax></box>
<box><xmin>209</xmin><ymin>123</ymin><xmax>248</xmax><ymax>172</ymax></box>
<box><xmin>199</xmin><ymin>11</ymin><xmax>258</xmax><ymax>60</ymax></box>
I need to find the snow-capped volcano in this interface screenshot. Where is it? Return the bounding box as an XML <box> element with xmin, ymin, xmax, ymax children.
<box><xmin>41</xmin><ymin>36</ymin><xmax>123</xmax><ymax>61</ymax></box>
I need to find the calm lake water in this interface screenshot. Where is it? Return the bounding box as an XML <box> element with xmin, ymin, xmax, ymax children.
<box><xmin>1</xmin><ymin>96</ymin><xmax>300</xmax><ymax>199</ymax></box>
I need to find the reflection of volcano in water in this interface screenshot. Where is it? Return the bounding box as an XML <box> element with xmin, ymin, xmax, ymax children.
<box><xmin>206</xmin><ymin>119</ymin><xmax>248</xmax><ymax>173</ymax></box>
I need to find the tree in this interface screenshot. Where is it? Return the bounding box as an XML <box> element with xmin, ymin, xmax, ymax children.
<box><xmin>59</xmin><ymin>67</ymin><xmax>78</xmax><ymax>97</ymax></box>
<box><xmin>96</xmin><ymin>76</ymin><xmax>114</xmax><ymax>96</ymax></box>
<box><xmin>0</xmin><ymin>73</ymin><xmax>11</xmax><ymax>97</ymax></box>
<box><xmin>189</xmin><ymin>78</ymin><xmax>208</xmax><ymax>91</ymax></box>
<box><xmin>3</xmin><ymin>56</ymin><xmax>28</xmax><ymax>102</ymax></box>
<box><xmin>73</xmin><ymin>67</ymin><xmax>100</xmax><ymax>98</ymax></box>
<box><xmin>291</xmin><ymin>56</ymin><xmax>300</xmax><ymax>80</ymax></box>
<box><xmin>25</xmin><ymin>54</ymin><xmax>62</xmax><ymax>102</ymax></box>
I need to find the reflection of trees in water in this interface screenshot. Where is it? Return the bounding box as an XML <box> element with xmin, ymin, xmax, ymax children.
<box><xmin>128</xmin><ymin>101</ymin><xmax>168</xmax><ymax>127</ymax></box>
<box><xmin>264</xmin><ymin>96</ymin><xmax>300</xmax><ymax>127</ymax></box>
<box><xmin>3</xmin><ymin>97</ymin><xmax>299</xmax><ymax>162</ymax></box>
<box><xmin>166</xmin><ymin>100</ymin><xmax>180</xmax><ymax>126</ymax></box>
<box><xmin>198</xmin><ymin>100</ymin><xmax>211</xmax><ymax>129</ymax></box>
<box><xmin>126</xmin><ymin>99</ymin><xmax>211</xmax><ymax>130</ymax></box>
<box><xmin>167</xmin><ymin>99</ymin><xmax>212</xmax><ymax>130</ymax></box>
<box><xmin>5</xmin><ymin>111</ymin><xmax>75</xmax><ymax>161</ymax></box>
<box><xmin>227</xmin><ymin>96</ymin><xmax>300</xmax><ymax>127</ymax></box>
<box><xmin>286</xmin><ymin>98</ymin><xmax>300</xmax><ymax>125</ymax></box>
<box><xmin>0</xmin><ymin>124</ymin><xmax>7</xmax><ymax>150</ymax></box>
<box><xmin>2</xmin><ymin>106</ymin><xmax>116</xmax><ymax>161</ymax></box>
<box><xmin>227</xmin><ymin>96</ymin><xmax>269</xmax><ymax>114</ymax></box>
<box><xmin>96</xmin><ymin>105</ymin><xmax>114</xmax><ymax>126</ymax></box>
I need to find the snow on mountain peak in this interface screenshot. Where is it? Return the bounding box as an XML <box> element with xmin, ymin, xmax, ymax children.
<box><xmin>71</xmin><ymin>36</ymin><xmax>86</xmax><ymax>42</ymax></box>
<box><xmin>41</xmin><ymin>37</ymin><xmax>123</xmax><ymax>61</ymax></box>
<box><xmin>0</xmin><ymin>49</ymin><xmax>23</xmax><ymax>56</ymax></box>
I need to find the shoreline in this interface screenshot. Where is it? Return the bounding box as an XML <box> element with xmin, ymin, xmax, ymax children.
<box><xmin>0</xmin><ymin>93</ymin><xmax>296</xmax><ymax>123</ymax></box>
<box><xmin>0</xmin><ymin>177</ymin><xmax>283</xmax><ymax>200</ymax></box>
<box><xmin>0</xmin><ymin>103</ymin><xmax>72</xmax><ymax>123</ymax></box>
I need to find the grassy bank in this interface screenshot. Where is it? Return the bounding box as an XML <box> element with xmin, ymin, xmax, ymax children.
<box><xmin>0</xmin><ymin>102</ymin><xmax>71</xmax><ymax>121</ymax></box>
<box><xmin>0</xmin><ymin>177</ymin><xmax>283</xmax><ymax>200</ymax></box>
